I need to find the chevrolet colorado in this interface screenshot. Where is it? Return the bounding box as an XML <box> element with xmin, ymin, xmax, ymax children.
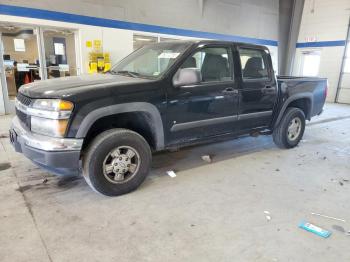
<box><xmin>9</xmin><ymin>40</ymin><xmax>327</xmax><ymax>196</ymax></box>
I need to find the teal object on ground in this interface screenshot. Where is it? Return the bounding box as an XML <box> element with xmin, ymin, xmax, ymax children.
<box><xmin>299</xmin><ymin>221</ymin><xmax>331</xmax><ymax>238</ymax></box>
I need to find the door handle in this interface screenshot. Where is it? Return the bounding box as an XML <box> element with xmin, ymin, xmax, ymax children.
<box><xmin>262</xmin><ymin>85</ymin><xmax>275</xmax><ymax>93</ymax></box>
<box><xmin>223</xmin><ymin>88</ymin><xmax>238</xmax><ymax>94</ymax></box>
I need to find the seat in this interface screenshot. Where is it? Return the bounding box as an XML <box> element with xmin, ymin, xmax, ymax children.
<box><xmin>181</xmin><ymin>57</ymin><xmax>197</xmax><ymax>68</ymax></box>
<box><xmin>243</xmin><ymin>57</ymin><xmax>264</xmax><ymax>78</ymax></box>
<box><xmin>201</xmin><ymin>54</ymin><xmax>229</xmax><ymax>82</ymax></box>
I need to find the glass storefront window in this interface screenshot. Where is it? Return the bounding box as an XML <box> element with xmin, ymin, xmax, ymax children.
<box><xmin>0</xmin><ymin>25</ymin><xmax>41</xmax><ymax>100</ymax></box>
<box><xmin>43</xmin><ymin>29</ymin><xmax>77</xmax><ymax>78</ymax></box>
<box><xmin>0</xmin><ymin>24</ymin><xmax>79</xmax><ymax>114</ymax></box>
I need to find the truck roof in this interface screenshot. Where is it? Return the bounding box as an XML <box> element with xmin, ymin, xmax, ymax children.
<box><xmin>160</xmin><ymin>39</ymin><xmax>270</xmax><ymax>51</ymax></box>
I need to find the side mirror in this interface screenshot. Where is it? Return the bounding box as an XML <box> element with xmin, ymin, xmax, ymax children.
<box><xmin>173</xmin><ymin>68</ymin><xmax>201</xmax><ymax>87</ymax></box>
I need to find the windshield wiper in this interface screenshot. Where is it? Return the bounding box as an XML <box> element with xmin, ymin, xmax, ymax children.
<box><xmin>111</xmin><ymin>70</ymin><xmax>141</xmax><ymax>78</ymax></box>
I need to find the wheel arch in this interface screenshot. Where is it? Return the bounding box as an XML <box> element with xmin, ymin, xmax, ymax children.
<box><xmin>76</xmin><ymin>103</ymin><xmax>165</xmax><ymax>151</ymax></box>
<box><xmin>274</xmin><ymin>94</ymin><xmax>313</xmax><ymax>128</ymax></box>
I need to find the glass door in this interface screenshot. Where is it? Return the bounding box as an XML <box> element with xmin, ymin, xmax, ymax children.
<box><xmin>0</xmin><ymin>24</ymin><xmax>42</xmax><ymax>101</ymax></box>
<box><xmin>42</xmin><ymin>28</ymin><xmax>78</xmax><ymax>78</ymax></box>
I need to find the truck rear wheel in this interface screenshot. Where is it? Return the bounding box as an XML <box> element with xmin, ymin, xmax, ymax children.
<box><xmin>273</xmin><ymin>107</ymin><xmax>305</xmax><ymax>149</ymax></box>
<box><xmin>83</xmin><ymin>129</ymin><xmax>152</xmax><ymax>196</ymax></box>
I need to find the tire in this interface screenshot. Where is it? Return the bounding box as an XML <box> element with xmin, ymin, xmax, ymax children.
<box><xmin>273</xmin><ymin>107</ymin><xmax>305</xmax><ymax>149</ymax></box>
<box><xmin>82</xmin><ymin>129</ymin><xmax>152</xmax><ymax>196</ymax></box>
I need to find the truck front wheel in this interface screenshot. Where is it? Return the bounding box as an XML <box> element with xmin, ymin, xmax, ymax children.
<box><xmin>82</xmin><ymin>129</ymin><xmax>152</xmax><ymax>196</ymax></box>
<box><xmin>273</xmin><ymin>107</ymin><xmax>305</xmax><ymax>149</ymax></box>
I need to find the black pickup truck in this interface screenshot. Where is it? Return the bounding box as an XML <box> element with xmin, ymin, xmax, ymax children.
<box><xmin>10</xmin><ymin>40</ymin><xmax>327</xmax><ymax>196</ymax></box>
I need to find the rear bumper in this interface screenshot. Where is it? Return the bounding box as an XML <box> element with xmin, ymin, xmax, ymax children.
<box><xmin>9</xmin><ymin>116</ymin><xmax>83</xmax><ymax>175</ymax></box>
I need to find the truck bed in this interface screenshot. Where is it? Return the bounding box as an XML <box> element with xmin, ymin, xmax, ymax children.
<box><xmin>276</xmin><ymin>76</ymin><xmax>328</xmax><ymax>119</ymax></box>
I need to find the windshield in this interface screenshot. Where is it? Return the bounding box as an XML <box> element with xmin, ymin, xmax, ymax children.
<box><xmin>110</xmin><ymin>42</ymin><xmax>191</xmax><ymax>79</ymax></box>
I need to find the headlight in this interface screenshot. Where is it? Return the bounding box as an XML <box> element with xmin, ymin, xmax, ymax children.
<box><xmin>28</xmin><ymin>99</ymin><xmax>74</xmax><ymax>119</ymax></box>
<box><xmin>28</xmin><ymin>99</ymin><xmax>73</xmax><ymax>137</ymax></box>
<box><xmin>32</xmin><ymin>99</ymin><xmax>73</xmax><ymax>111</ymax></box>
<box><xmin>31</xmin><ymin>117</ymin><xmax>69</xmax><ymax>137</ymax></box>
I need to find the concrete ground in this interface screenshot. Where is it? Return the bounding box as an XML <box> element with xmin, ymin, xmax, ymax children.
<box><xmin>0</xmin><ymin>103</ymin><xmax>350</xmax><ymax>262</ymax></box>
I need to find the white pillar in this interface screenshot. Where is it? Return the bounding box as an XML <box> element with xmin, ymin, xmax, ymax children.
<box><xmin>0</xmin><ymin>35</ymin><xmax>7</xmax><ymax>115</ymax></box>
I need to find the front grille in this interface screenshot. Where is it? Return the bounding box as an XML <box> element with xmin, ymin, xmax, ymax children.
<box><xmin>16</xmin><ymin>92</ymin><xmax>33</xmax><ymax>106</ymax></box>
<box><xmin>15</xmin><ymin>93</ymin><xmax>32</xmax><ymax>129</ymax></box>
<box><xmin>16</xmin><ymin>108</ymin><xmax>27</xmax><ymax>123</ymax></box>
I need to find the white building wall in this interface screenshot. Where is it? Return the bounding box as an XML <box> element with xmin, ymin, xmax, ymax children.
<box><xmin>0</xmin><ymin>0</ymin><xmax>279</xmax><ymax>42</ymax></box>
<box><xmin>292</xmin><ymin>0</ymin><xmax>350</xmax><ymax>102</ymax></box>
<box><xmin>0</xmin><ymin>15</ymin><xmax>136</xmax><ymax>74</ymax></box>
<box><xmin>0</xmin><ymin>1</ymin><xmax>280</xmax><ymax>114</ymax></box>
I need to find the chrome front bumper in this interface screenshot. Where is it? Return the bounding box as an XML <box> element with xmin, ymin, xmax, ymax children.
<box><xmin>9</xmin><ymin>116</ymin><xmax>83</xmax><ymax>175</ymax></box>
<box><xmin>10</xmin><ymin>116</ymin><xmax>83</xmax><ymax>151</ymax></box>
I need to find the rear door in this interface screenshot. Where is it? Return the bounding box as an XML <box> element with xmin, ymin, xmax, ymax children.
<box><xmin>166</xmin><ymin>44</ymin><xmax>239</xmax><ymax>145</ymax></box>
<box><xmin>236</xmin><ymin>46</ymin><xmax>277</xmax><ymax>131</ymax></box>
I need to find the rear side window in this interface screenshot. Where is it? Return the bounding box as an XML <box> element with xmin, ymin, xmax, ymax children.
<box><xmin>239</xmin><ymin>48</ymin><xmax>269</xmax><ymax>79</ymax></box>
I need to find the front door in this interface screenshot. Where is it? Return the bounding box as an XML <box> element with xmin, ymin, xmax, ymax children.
<box><xmin>236</xmin><ymin>47</ymin><xmax>278</xmax><ymax>131</ymax></box>
<box><xmin>166</xmin><ymin>45</ymin><xmax>239</xmax><ymax>145</ymax></box>
<box><xmin>0</xmin><ymin>24</ymin><xmax>43</xmax><ymax>113</ymax></box>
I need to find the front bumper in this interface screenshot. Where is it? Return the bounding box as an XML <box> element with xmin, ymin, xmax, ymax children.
<box><xmin>9</xmin><ymin>116</ymin><xmax>83</xmax><ymax>175</ymax></box>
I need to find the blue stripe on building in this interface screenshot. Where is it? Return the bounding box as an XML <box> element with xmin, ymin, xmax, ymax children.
<box><xmin>0</xmin><ymin>4</ymin><xmax>278</xmax><ymax>46</ymax></box>
<box><xmin>296</xmin><ymin>40</ymin><xmax>346</xmax><ymax>48</ymax></box>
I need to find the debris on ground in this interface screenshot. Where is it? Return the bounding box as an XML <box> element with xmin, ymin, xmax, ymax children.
<box><xmin>299</xmin><ymin>221</ymin><xmax>331</xmax><ymax>238</ymax></box>
<box><xmin>339</xmin><ymin>181</ymin><xmax>344</xmax><ymax>186</ymax></box>
<box><xmin>0</xmin><ymin>133</ymin><xmax>9</xmax><ymax>138</ymax></box>
<box><xmin>0</xmin><ymin>162</ymin><xmax>11</xmax><ymax>171</ymax></box>
<box><xmin>201</xmin><ymin>155</ymin><xmax>212</xmax><ymax>163</ymax></box>
<box><xmin>323</xmin><ymin>156</ymin><xmax>327</xmax><ymax>160</ymax></box>
<box><xmin>342</xmin><ymin>178</ymin><xmax>349</xmax><ymax>182</ymax></box>
<box><xmin>166</xmin><ymin>170</ymin><xmax>177</xmax><ymax>178</ymax></box>
<box><xmin>332</xmin><ymin>225</ymin><xmax>345</xmax><ymax>233</ymax></box>
<box><xmin>275</xmin><ymin>168</ymin><xmax>280</xmax><ymax>172</ymax></box>
<box><xmin>311</xmin><ymin>212</ymin><xmax>346</xmax><ymax>222</ymax></box>
<box><xmin>42</xmin><ymin>178</ymin><xmax>48</xmax><ymax>184</ymax></box>
<box><xmin>264</xmin><ymin>211</ymin><xmax>271</xmax><ymax>221</ymax></box>
<box><xmin>332</xmin><ymin>225</ymin><xmax>350</xmax><ymax>236</ymax></box>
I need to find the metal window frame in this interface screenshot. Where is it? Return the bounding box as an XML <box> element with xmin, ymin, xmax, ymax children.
<box><xmin>335</xmin><ymin>18</ymin><xmax>350</xmax><ymax>103</ymax></box>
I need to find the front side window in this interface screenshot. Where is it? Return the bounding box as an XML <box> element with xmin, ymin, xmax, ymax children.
<box><xmin>111</xmin><ymin>42</ymin><xmax>191</xmax><ymax>79</ymax></box>
<box><xmin>239</xmin><ymin>48</ymin><xmax>269</xmax><ymax>79</ymax></box>
<box><xmin>181</xmin><ymin>47</ymin><xmax>233</xmax><ymax>82</ymax></box>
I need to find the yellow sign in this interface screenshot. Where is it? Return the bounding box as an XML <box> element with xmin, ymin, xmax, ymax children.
<box><xmin>86</xmin><ymin>40</ymin><xmax>92</xmax><ymax>48</ymax></box>
<box><xmin>89</xmin><ymin>62</ymin><xmax>97</xmax><ymax>74</ymax></box>
<box><xmin>93</xmin><ymin>40</ymin><xmax>102</xmax><ymax>50</ymax></box>
<box><xmin>97</xmin><ymin>58</ymin><xmax>105</xmax><ymax>68</ymax></box>
<box><xmin>104</xmin><ymin>63</ymin><xmax>111</xmax><ymax>72</ymax></box>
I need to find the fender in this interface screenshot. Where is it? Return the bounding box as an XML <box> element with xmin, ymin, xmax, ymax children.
<box><xmin>273</xmin><ymin>93</ymin><xmax>313</xmax><ymax>128</ymax></box>
<box><xmin>76</xmin><ymin>102</ymin><xmax>165</xmax><ymax>150</ymax></box>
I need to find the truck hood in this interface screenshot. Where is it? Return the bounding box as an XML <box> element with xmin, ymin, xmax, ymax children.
<box><xmin>19</xmin><ymin>74</ymin><xmax>152</xmax><ymax>99</ymax></box>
